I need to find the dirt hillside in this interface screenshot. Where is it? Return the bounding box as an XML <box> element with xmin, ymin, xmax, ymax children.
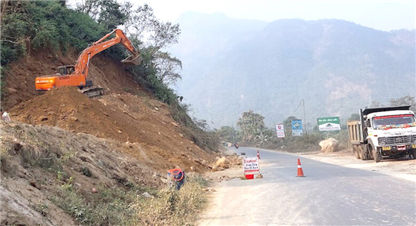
<box><xmin>9</xmin><ymin>86</ymin><xmax>214</xmax><ymax>173</ymax></box>
<box><xmin>1</xmin><ymin>49</ymin><xmax>220</xmax><ymax>225</ymax></box>
<box><xmin>1</xmin><ymin>121</ymin><xmax>169</xmax><ymax>225</ymax></box>
<box><xmin>4</xmin><ymin>49</ymin><xmax>216</xmax><ymax>173</ymax></box>
<box><xmin>2</xmin><ymin>49</ymin><xmax>145</xmax><ymax>110</ymax></box>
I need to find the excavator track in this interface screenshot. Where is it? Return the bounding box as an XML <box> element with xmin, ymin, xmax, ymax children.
<box><xmin>81</xmin><ymin>87</ymin><xmax>104</xmax><ymax>98</ymax></box>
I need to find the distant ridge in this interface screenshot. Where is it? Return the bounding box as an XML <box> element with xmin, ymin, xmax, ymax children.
<box><xmin>170</xmin><ymin>12</ymin><xmax>415</xmax><ymax>128</ymax></box>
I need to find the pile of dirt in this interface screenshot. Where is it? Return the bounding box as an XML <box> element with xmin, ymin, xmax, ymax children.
<box><xmin>9</xmin><ymin>86</ymin><xmax>214</xmax><ymax>173</ymax></box>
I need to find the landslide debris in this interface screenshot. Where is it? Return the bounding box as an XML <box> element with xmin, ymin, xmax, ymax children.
<box><xmin>9</xmin><ymin>86</ymin><xmax>215</xmax><ymax>173</ymax></box>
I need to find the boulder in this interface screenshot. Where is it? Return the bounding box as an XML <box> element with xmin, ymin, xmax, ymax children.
<box><xmin>319</xmin><ymin>138</ymin><xmax>339</xmax><ymax>153</ymax></box>
<box><xmin>215</xmin><ymin>156</ymin><xmax>230</xmax><ymax>168</ymax></box>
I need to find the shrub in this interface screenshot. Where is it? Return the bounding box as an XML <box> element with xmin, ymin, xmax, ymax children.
<box><xmin>134</xmin><ymin>174</ymin><xmax>207</xmax><ymax>226</ymax></box>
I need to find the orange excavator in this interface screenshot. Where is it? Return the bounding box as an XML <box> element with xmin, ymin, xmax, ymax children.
<box><xmin>35</xmin><ymin>29</ymin><xmax>141</xmax><ymax>97</ymax></box>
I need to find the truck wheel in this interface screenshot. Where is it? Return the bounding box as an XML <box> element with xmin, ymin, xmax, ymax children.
<box><xmin>409</xmin><ymin>150</ymin><xmax>415</xmax><ymax>159</ymax></box>
<box><xmin>361</xmin><ymin>144</ymin><xmax>369</xmax><ymax>160</ymax></box>
<box><xmin>353</xmin><ymin>146</ymin><xmax>360</xmax><ymax>159</ymax></box>
<box><xmin>373</xmin><ymin>149</ymin><xmax>382</xmax><ymax>163</ymax></box>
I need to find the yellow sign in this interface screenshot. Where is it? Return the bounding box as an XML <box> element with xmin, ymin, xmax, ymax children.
<box><xmin>382</xmin><ymin>146</ymin><xmax>391</xmax><ymax>151</ymax></box>
<box><xmin>412</xmin><ymin>144</ymin><xmax>416</xmax><ymax>149</ymax></box>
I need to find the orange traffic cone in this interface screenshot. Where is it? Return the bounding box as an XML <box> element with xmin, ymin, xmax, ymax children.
<box><xmin>297</xmin><ymin>158</ymin><xmax>305</xmax><ymax>177</ymax></box>
<box><xmin>257</xmin><ymin>150</ymin><xmax>261</xmax><ymax>159</ymax></box>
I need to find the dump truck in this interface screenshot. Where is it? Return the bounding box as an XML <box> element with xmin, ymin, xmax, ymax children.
<box><xmin>35</xmin><ymin>29</ymin><xmax>141</xmax><ymax>97</ymax></box>
<box><xmin>347</xmin><ymin>106</ymin><xmax>416</xmax><ymax>162</ymax></box>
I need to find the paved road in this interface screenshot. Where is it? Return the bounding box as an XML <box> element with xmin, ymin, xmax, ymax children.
<box><xmin>199</xmin><ymin>147</ymin><xmax>416</xmax><ymax>225</ymax></box>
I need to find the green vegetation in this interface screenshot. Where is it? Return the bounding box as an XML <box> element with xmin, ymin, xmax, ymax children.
<box><xmin>134</xmin><ymin>175</ymin><xmax>207</xmax><ymax>226</ymax></box>
<box><xmin>52</xmin><ymin>181</ymin><xmax>140</xmax><ymax>225</ymax></box>
<box><xmin>51</xmin><ymin>174</ymin><xmax>207</xmax><ymax>226</ymax></box>
<box><xmin>237</xmin><ymin>110</ymin><xmax>266</xmax><ymax>142</ymax></box>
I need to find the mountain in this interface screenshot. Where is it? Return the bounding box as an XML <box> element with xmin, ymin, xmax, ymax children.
<box><xmin>169</xmin><ymin>12</ymin><xmax>416</xmax><ymax>128</ymax></box>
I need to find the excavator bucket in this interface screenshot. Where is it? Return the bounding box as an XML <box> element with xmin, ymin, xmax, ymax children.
<box><xmin>121</xmin><ymin>54</ymin><xmax>142</xmax><ymax>65</ymax></box>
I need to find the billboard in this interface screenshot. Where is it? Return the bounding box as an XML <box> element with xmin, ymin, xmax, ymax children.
<box><xmin>291</xmin><ymin>119</ymin><xmax>303</xmax><ymax>136</ymax></box>
<box><xmin>317</xmin><ymin>117</ymin><xmax>341</xmax><ymax>131</ymax></box>
<box><xmin>275</xmin><ymin>124</ymin><xmax>285</xmax><ymax>138</ymax></box>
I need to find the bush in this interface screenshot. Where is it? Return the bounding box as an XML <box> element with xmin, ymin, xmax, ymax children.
<box><xmin>52</xmin><ymin>183</ymin><xmax>139</xmax><ymax>225</ymax></box>
<box><xmin>134</xmin><ymin>174</ymin><xmax>207</xmax><ymax>226</ymax></box>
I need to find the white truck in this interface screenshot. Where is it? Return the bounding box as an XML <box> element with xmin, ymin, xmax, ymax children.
<box><xmin>347</xmin><ymin>106</ymin><xmax>416</xmax><ymax>162</ymax></box>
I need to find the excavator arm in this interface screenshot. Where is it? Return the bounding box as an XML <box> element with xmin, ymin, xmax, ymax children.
<box><xmin>75</xmin><ymin>29</ymin><xmax>141</xmax><ymax>77</ymax></box>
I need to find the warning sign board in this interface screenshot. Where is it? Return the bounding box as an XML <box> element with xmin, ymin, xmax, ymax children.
<box><xmin>275</xmin><ymin>124</ymin><xmax>285</xmax><ymax>138</ymax></box>
<box><xmin>243</xmin><ymin>157</ymin><xmax>260</xmax><ymax>174</ymax></box>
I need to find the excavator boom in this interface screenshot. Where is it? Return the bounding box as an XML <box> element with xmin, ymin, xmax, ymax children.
<box><xmin>35</xmin><ymin>29</ymin><xmax>141</xmax><ymax>97</ymax></box>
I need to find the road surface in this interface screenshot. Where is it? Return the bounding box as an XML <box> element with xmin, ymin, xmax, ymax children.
<box><xmin>198</xmin><ymin>147</ymin><xmax>416</xmax><ymax>225</ymax></box>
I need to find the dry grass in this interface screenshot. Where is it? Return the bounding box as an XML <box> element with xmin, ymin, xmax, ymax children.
<box><xmin>133</xmin><ymin>175</ymin><xmax>207</xmax><ymax>226</ymax></box>
<box><xmin>51</xmin><ymin>182</ymin><xmax>139</xmax><ymax>226</ymax></box>
<box><xmin>49</xmin><ymin>175</ymin><xmax>208</xmax><ymax>226</ymax></box>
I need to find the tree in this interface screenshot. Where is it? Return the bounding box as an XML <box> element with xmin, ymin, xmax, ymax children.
<box><xmin>215</xmin><ymin>126</ymin><xmax>239</xmax><ymax>143</ymax></box>
<box><xmin>283</xmin><ymin>116</ymin><xmax>297</xmax><ymax>138</ymax></box>
<box><xmin>123</xmin><ymin>4</ymin><xmax>180</xmax><ymax>51</ymax></box>
<box><xmin>348</xmin><ymin>113</ymin><xmax>360</xmax><ymax>121</ymax></box>
<box><xmin>153</xmin><ymin>51</ymin><xmax>182</xmax><ymax>85</ymax></box>
<box><xmin>76</xmin><ymin>0</ymin><xmax>131</xmax><ymax>30</ymax></box>
<box><xmin>370</xmin><ymin>100</ymin><xmax>383</xmax><ymax>107</ymax></box>
<box><xmin>237</xmin><ymin>110</ymin><xmax>265</xmax><ymax>141</ymax></box>
<box><xmin>390</xmin><ymin>95</ymin><xmax>416</xmax><ymax>112</ymax></box>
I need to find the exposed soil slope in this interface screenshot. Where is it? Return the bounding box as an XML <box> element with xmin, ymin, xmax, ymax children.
<box><xmin>1</xmin><ymin>48</ymin><xmax>218</xmax><ymax>225</ymax></box>
<box><xmin>2</xmin><ymin>49</ymin><xmax>145</xmax><ymax>110</ymax></box>
<box><xmin>5</xmin><ymin>49</ymin><xmax>216</xmax><ymax>173</ymax></box>
<box><xmin>9</xmin><ymin>86</ymin><xmax>213</xmax><ymax>172</ymax></box>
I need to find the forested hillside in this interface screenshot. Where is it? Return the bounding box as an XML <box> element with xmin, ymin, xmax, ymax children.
<box><xmin>170</xmin><ymin>12</ymin><xmax>415</xmax><ymax>127</ymax></box>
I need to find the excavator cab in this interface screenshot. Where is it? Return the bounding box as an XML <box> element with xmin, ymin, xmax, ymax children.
<box><xmin>58</xmin><ymin>65</ymin><xmax>75</xmax><ymax>75</ymax></box>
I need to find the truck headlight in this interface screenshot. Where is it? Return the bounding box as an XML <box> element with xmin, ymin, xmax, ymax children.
<box><xmin>378</xmin><ymin>137</ymin><xmax>386</xmax><ymax>145</ymax></box>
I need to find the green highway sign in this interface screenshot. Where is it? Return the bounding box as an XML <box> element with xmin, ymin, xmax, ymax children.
<box><xmin>317</xmin><ymin>117</ymin><xmax>341</xmax><ymax>131</ymax></box>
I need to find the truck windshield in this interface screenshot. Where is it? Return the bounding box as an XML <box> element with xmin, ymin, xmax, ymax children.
<box><xmin>372</xmin><ymin>114</ymin><xmax>415</xmax><ymax>130</ymax></box>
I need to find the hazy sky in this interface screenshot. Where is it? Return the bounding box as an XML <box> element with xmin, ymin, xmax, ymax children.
<box><xmin>66</xmin><ymin>1</ymin><xmax>416</xmax><ymax>31</ymax></box>
<box><xmin>136</xmin><ymin>0</ymin><xmax>415</xmax><ymax>31</ymax></box>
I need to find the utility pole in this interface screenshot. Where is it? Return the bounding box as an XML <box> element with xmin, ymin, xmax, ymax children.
<box><xmin>303</xmin><ymin>99</ymin><xmax>307</xmax><ymax>134</ymax></box>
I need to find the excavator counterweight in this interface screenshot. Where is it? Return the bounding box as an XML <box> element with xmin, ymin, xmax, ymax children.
<box><xmin>35</xmin><ymin>29</ymin><xmax>141</xmax><ymax>97</ymax></box>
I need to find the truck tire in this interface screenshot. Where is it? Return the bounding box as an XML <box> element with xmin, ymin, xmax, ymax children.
<box><xmin>361</xmin><ymin>144</ymin><xmax>369</xmax><ymax>160</ymax></box>
<box><xmin>353</xmin><ymin>145</ymin><xmax>360</xmax><ymax>159</ymax></box>
<box><xmin>409</xmin><ymin>150</ymin><xmax>415</xmax><ymax>159</ymax></box>
<box><xmin>373</xmin><ymin>148</ymin><xmax>382</xmax><ymax>163</ymax></box>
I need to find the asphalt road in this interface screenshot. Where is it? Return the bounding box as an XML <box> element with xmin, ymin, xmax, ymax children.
<box><xmin>199</xmin><ymin>147</ymin><xmax>416</xmax><ymax>225</ymax></box>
